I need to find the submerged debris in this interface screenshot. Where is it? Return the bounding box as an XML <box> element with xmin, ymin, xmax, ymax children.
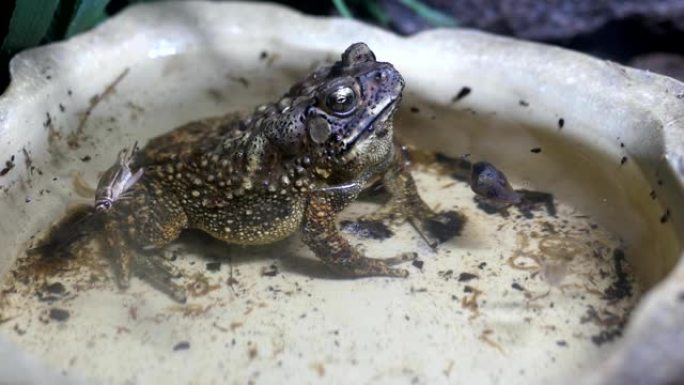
<box><xmin>340</xmin><ymin>219</ymin><xmax>394</xmax><ymax>240</ymax></box>
<box><xmin>515</xmin><ymin>190</ymin><xmax>556</xmax><ymax>218</ymax></box>
<box><xmin>470</xmin><ymin>161</ymin><xmax>522</xmax><ymax>209</ymax></box>
<box><xmin>424</xmin><ymin>211</ymin><xmax>466</xmax><ymax>243</ymax></box>
<box><xmin>602</xmin><ymin>249</ymin><xmax>633</xmax><ymax>303</ymax></box>
<box><xmin>468</xmin><ymin>161</ymin><xmax>556</xmax><ymax>217</ymax></box>
<box><xmin>458</xmin><ymin>272</ymin><xmax>478</xmax><ymax>282</ymax></box>
<box><xmin>511</xmin><ymin>282</ymin><xmax>525</xmax><ymax>291</ymax></box>
<box><xmin>660</xmin><ymin>209</ymin><xmax>671</xmax><ymax>224</ymax></box>
<box><xmin>261</xmin><ymin>264</ymin><xmax>279</xmax><ymax>277</ymax></box>
<box><xmin>0</xmin><ymin>155</ymin><xmax>16</xmax><ymax>176</ymax></box>
<box><xmin>69</xmin><ymin>68</ymin><xmax>130</xmax><ymax>148</ymax></box>
<box><xmin>434</xmin><ymin>152</ymin><xmax>472</xmax><ymax>182</ymax></box>
<box><xmin>591</xmin><ymin>329</ymin><xmax>622</xmax><ymax>346</ymax></box>
<box><xmin>44</xmin><ymin>282</ymin><xmax>66</xmax><ymax>295</ymax></box>
<box><xmin>451</xmin><ymin>86</ymin><xmax>472</xmax><ymax>102</ymax></box>
<box><xmin>48</xmin><ymin>308</ymin><xmax>70</xmax><ymax>322</ymax></box>
<box><xmin>37</xmin><ymin>282</ymin><xmax>67</xmax><ymax>302</ymax></box>
<box><xmin>206</xmin><ymin>262</ymin><xmax>221</xmax><ymax>272</ymax></box>
<box><xmin>173</xmin><ymin>341</ymin><xmax>190</xmax><ymax>351</ymax></box>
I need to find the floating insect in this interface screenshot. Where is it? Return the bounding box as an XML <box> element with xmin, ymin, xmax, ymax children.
<box><xmin>28</xmin><ymin>143</ymin><xmax>143</xmax><ymax>257</ymax></box>
<box><xmin>94</xmin><ymin>142</ymin><xmax>143</xmax><ymax>211</ymax></box>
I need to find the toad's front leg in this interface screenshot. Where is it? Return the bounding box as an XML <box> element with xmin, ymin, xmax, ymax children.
<box><xmin>363</xmin><ymin>145</ymin><xmax>465</xmax><ymax>248</ymax></box>
<box><xmin>302</xmin><ymin>181</ymin><xmax>416</xmax><ymax>277</ymax></box>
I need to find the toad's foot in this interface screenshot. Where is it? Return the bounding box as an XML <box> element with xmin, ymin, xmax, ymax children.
<box><xmin>360</xmin><ymin>206</ymin><xmax>465</xmax><ymax>248</ymax></box>
<box><xmin>103</xmin><ymin>229</ymin><xmax>187</xmax><ymax>303</ymax></box>
<box><xmin>304</xmin><ymin>185</ymin><xmax>418</xmax><ymax>279</ymax></box>
<box><xmin>133</xmin><ymin>253</ymin><xmax>187</xmax><ymax>303</ymax></box>
<box><xmin>328</xmin><ymin>250</ymin><xmax>417</xmax><ymax>278</ymax></box>
<box><xmin>360</xmin><ymin>167</ymin><xmax>465</xmax><ymax>248</ymax></box>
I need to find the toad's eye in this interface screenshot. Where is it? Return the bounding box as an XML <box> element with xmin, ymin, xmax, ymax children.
<box><xmin>325</xmin><ymin>86</ymin><xmax>356</xmax><ymax>115</ymax></box>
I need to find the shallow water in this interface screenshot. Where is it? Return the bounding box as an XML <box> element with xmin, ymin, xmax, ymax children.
<box><xmin>0</xmin><ymin>156</ymin><xmax>640</xmax><ymax>385</ymax></box>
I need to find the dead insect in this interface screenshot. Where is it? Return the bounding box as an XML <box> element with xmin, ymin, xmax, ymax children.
<box><xmin>470</xmin><ymin>161</ymin><xmax>522</xmax><ymax>209</ymax></box>
<box><xmin>29</xmin><ymin>144</ymin><xmax>143</xmax><ymax>256</ymax></box>
<box><xmin>94</xmin><ymin>142</ymin><xmax>143</xmax><ymax>211</ymax></box>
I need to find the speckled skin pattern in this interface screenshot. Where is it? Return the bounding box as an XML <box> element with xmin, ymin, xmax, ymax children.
<box><xmin>99</xmin><ymin>43</ymin><xmax>447</xmax><ymax>302</ymax></box>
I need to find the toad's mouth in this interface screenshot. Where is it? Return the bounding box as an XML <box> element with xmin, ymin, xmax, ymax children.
<box><xmin>341</xmin><ymin>97</ymin><xmax>399</xmax><ymax>151</ymax></box>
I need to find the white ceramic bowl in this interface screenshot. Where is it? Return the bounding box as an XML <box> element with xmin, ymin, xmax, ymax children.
<box><xmin>0</xmin><ymin>2</ymin><xmax>683</xmax><ymax>385</ymax></box>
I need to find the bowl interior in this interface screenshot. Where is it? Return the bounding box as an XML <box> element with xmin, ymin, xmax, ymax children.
<box><xmin>0</xmin><ymin>3</ymin><xmax>682</xmax><ymax>385</ymax></box>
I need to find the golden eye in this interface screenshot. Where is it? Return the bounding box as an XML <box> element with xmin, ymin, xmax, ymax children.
<box><xmin>325</xmin><ymin>86</ymin><xmax>356</xmax><ymax>115</ymax></box>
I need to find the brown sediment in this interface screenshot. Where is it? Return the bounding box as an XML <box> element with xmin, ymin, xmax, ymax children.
<box><xmin>186</xmin><ymin>274</ymin><xmax>220</xmax><ymax>297</ymax></box>
<box><xmin>72</xmin><ymin>173</ymin><xmax>96</xmax><ymax>198</ymax></box>
<box><xmin>479</xmin><ymin>329</ymin><xmax>505</xmax><ymax>354</ymax></box>
<box><xmin>68</xmin><ymin>68</ymin><xmax>130</xmax><ymax>148</ymax></box>
<box><xmin>461</xmin><ymin>285</ymin><xmax>483</xmax><ymax>320</ymax></box>
<box><xmin>26</xmin><ymin>205</ymin><xmax>97</xmax><ymax>259</ymax></box>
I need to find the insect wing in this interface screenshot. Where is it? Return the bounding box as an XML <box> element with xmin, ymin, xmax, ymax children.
<box><xmin>122</xmin><ymin>167</ymin><xmax>143</xmax><ymax>192</ymax></box>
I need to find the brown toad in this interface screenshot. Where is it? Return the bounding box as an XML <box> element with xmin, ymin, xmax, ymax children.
<box><xmin>82</xmin><ymin>43</ymin><xmax>459</xmax><ymax>301</ymax></box>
